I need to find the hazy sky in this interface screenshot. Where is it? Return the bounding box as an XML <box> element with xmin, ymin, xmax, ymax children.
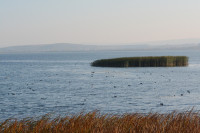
<box><xmin>1</xmin><ymin>0</ymin><xmax>200</xmax><ymax>48</ymax></box>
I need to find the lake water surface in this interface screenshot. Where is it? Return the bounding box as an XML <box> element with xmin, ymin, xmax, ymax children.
<box><xmin>0</xmin><ymin>50</ymin><xmax>200</xmax><ymax>120</ymax></box>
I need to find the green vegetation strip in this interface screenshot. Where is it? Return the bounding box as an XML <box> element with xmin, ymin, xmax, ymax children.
<box><xmin>91</xmin><ymin>56</ymin><xmax>188</xmax><ymax>67</ymax></box>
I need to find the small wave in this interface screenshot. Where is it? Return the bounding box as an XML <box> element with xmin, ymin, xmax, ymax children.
<box><xmin>189</xmin><ymin>64</ymin><xmax>200</xmax><ymax>67</ymax></box>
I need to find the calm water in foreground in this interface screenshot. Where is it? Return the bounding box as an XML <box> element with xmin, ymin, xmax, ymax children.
<box><xmin>0</xmin><ymin>50</ymin><xmax>200</xmax><ymax>120</ymax></box>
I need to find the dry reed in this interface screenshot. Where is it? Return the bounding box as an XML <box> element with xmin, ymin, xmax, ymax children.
<box><xmin>1</xmin><ymin>111</ymin><xmax>200</xmax><ymax>133</ymax></box>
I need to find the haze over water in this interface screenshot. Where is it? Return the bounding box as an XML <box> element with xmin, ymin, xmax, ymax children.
<box><xmin>0</xmin><ymin>50</ymin><xmax>199</xmax><ymax>120</ymax></box>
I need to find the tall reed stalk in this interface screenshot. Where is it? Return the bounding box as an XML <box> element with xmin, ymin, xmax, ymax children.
<box><xmin>0</xmin><ymin>111</ymin><xmax>199</xmax><ymax>133</ymax></box>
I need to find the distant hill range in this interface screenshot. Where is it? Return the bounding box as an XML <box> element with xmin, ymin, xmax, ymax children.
<box><xmin>1</xmin><ymin>39</ymin><xmax>200</xmax><ymax>53</ymax></box>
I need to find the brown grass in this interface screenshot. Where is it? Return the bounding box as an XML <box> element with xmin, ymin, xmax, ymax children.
<box><xmin>1</xmin><ymin>111</ymin><xmax>200</xmax><ymax>133</ymax></box>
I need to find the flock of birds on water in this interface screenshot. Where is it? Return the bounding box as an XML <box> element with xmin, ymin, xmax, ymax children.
<box><xmin>90</xmin><ymin>70</ymin><xmax>191</xmax><ymax>107</ymax></box>
<box><xmin>4</xmin><ymin>68</ymin><xmax>192</xmax><ymax>109</ymax></box>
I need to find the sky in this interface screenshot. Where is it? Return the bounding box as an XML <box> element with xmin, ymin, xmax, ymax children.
<box><xmin>1</xmin><ymin>0</ymin><xmax>200</xmax><ymax>48</ymax></box>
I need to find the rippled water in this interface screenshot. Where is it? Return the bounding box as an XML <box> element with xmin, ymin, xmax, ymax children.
<box><xmin>0</xmin><ymin>50</ymin><xmax>200</xmax><ymax>120</ymax></box>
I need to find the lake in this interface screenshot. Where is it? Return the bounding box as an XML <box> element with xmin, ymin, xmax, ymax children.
<box><xmin>0</xmin><ymin>50</ymin><xmax>200</xmax><ymax>120</ymax></box>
